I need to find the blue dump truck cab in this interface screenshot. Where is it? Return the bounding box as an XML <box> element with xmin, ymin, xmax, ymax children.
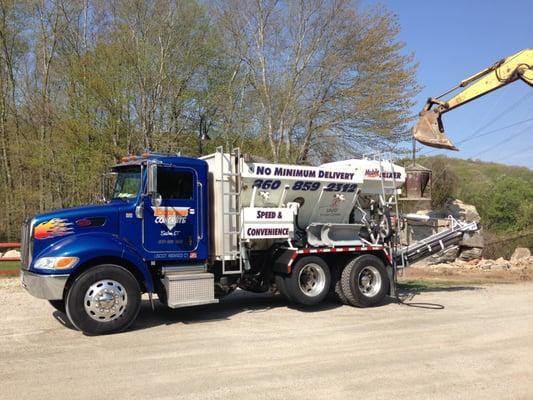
<box><xmin>21</xmin><ymin>154</ymin><xmax>211</xmax><ymax>334</ymax></box>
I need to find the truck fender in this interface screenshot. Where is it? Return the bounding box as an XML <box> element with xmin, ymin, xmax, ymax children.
<box><xmin>32</xmin><ymin>232</ymin><xmax>154</xmax><ymax>292</ymax></box>
<box><xmin>121</xmin><ymin>239</ymin><xmax>155</xmax><ymax>292</ymax></box>
<box><xmin>272</xmin><ymin>249</ymin><xmax>299</xmax><ymax>275</ymax></box>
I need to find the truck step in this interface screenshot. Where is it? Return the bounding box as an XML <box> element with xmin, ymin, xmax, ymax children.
<box><xmin>219</xmin><ymin>251</ymin><xmax>240</xmax><ymax>257</ymax></box>
<box><xmin>163</xmin><ymin>273</ymin><xmax>218</xmax><ymax>309</ymax></box>
<box><xmin>161</xmin><ymin>264</ymin><xmax>206</xmax><ymax>276</ymax></box>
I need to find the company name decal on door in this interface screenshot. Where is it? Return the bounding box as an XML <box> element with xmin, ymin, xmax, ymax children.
<box><xmin>152</xmin><ymin>207</ymin><xmax>190</xmax><ymax>230</ymax></box>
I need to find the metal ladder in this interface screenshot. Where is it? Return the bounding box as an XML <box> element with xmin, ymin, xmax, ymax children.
<box><xmin>388</xmin><ymin>157</ymin><xmax>404</xmax><ymax>268</ymax></box>
<box><xmin>377</xmin><ymin>153</ymin><xmax>403</xmax><ymax>297</ymax></box>
<box><xmin>218</xmin><ymin>146</ymin><xmax>243</xmax><ymax>274</ymax></box>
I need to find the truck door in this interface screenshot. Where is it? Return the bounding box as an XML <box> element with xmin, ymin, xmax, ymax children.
<box><xmin>143</xmin><ymin>166</ymin><xmax>199</xmax><ymax>256</ymax></box>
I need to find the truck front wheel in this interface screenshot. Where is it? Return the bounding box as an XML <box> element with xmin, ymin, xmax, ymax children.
<box><xmin>65</xmin><ymin>264</ymin><xmax>141</xmax><ymax>335</ymax></box>
<box><xmin>285</xmin><ymin>256</ymin><xmax>331</xmax><ymax>306</ymax></box>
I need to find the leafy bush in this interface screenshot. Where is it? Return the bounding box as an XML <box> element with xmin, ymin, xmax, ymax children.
<box><xmin>476</xmin><ymin>176</ymin><xmax>533</xmax><ymax>232</ymax></box>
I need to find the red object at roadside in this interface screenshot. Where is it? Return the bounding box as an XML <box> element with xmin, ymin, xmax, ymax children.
<box><xmin>0</xmin><ymin>242</ymin><xmax>20</xmax><ymax>249</ymax></box>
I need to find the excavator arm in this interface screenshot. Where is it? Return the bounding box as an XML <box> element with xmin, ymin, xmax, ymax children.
<box><xmin>413</xmin><ymin>48</ymin><xmax>533</xmax><ymax>150</ymax></box>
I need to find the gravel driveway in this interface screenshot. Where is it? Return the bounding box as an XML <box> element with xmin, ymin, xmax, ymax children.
<box><xmin>1</xmin><ymin>278</ymin><xmax>532</xmax><ymax>400</ymax></box>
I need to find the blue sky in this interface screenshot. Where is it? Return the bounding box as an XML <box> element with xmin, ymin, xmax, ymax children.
<box><xmin>366</xmin><ymin>0</ymin><xmax>533</xmax><ymax>168</ymax></box>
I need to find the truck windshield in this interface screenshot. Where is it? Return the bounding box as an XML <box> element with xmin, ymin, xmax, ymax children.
<box><xmin>112</xmin><ymin>166</ymin><xmax>141</xmax><ymax>200</ymax></box>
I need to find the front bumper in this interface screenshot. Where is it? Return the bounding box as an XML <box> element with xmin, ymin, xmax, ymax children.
<box><xmin>20</xmin><ymin>270</ymin><xmax>69</xmax><ymax>300</ymax></box>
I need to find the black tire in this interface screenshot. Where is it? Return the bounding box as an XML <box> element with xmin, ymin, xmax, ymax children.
<box><xmin>334</xmin><ymin>276</ymin><xmax>349</xmax><ymax>305</ymax></box>
<box><xmin>48</xmin><ymin>299</ymin><xmax>65</xmax><ymax>313</ymax></box>
<box><xmin>340</xmin><ymin>255</ymin><xmax>389</xmax><ymax>307</ymax></box>
<box><xmin>65</xmin><ymin>264</ymin><xmax>141</xmax><ymax>335</ymax></box>
<box><xmin>285</xmin><ymin>256</ymin><xmax>331</xmax><ymax>306</ymax></box>
<box><xmin>275</xmin><ymin>274</ymin><xmax>293</xmax><ymax>302</ymax></box>
<box><xmin>330</xmin><ymin>261</ymin><xmax>349</xmax><ymax>305</ymax></box>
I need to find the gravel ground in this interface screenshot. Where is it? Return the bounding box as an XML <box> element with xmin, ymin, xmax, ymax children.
<box><xmin>1</xmin><ymin>277</ymin><xmax>533</xmax><ymax>400</ymax></box>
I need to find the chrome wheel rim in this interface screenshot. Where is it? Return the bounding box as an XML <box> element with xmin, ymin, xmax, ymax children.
<box><xmin>358</xmin><ymin>266</ymin><xmax>382</xmax><ymax>297</ymax></box>
<box><xmin>298</xmin><ymin>263</ymin><xmax>326</xmax><ymax>297</ymax></box>
<box><xmin>84</xmin><ymin>280</ymin><xmax>127</xmax><ymax>322</ymax></box>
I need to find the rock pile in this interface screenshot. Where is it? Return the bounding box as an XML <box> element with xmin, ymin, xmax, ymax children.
<box><xmin>1</xmin><ymin>249</ymin><xmax>20</xmax><ymax>259</ymax></box>
<box><xmin>418</xmin><ymin>247</ymin><xmax>532</xmax><ymax>271</ymax></box>
<box><xmin>427</xmin><ymin>199</ymin><xmax>484</xmax><ymax>264</ymax></box>
<box><xmin>405</xmin><ymin>198</ymin><xmax>531</xmax><ymax>272</ymax></box>
<box><xmin>446</xmin><ymin>199</ymin><xmax>484</xmax><ymax>261</ymax></box>
<box><xmin>510</xmin><ymin>247</ymin><xmax>531</xmax><ymax>262</ymax></box>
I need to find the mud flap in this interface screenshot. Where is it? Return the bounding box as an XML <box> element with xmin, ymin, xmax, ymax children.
<box><xmin>387</xmin><ymin>266</ymin><xmax>396</xmax><ymax>298</ymax></box>
<box><xmin>272</xmin><ymin>249</ymin><xmax>298</xmax><ymax>275</ymax></box>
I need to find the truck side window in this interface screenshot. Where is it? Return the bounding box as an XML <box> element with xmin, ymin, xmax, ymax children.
<box><xmin>157</xmin><ymin>169</ymin><xmax>193</xmax><ymax>200</ymax></box>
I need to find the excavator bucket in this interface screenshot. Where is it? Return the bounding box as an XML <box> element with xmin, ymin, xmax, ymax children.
<box><xmin>413</xmin><ymin>109</ymin><xmax>458</xmax><ymax>151</ymax></box>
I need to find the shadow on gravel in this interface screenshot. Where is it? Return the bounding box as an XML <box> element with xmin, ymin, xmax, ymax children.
<box><xmin>51</xmin><ymin>284</ymin><xmax>483</xmax><ymax>332</ymax></box>
<box><xmin>130</xmin><ymin>290</ymin><xmax>342</xmax><ymax>332</ymax></box>
<box><xmin>52</xmin><ymin>311</ymin><xmax>77</xmax><ymax>331</ymax></box>
<box><xmin>398</xmin><ymin>284</ymin><xmax>483</xmax><ymax>295</ymax></box>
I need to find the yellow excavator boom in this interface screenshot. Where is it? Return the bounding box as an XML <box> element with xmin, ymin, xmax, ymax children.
<box><xmin>413</xmin><ymin>48</ymin><xmax>533</xmax><ymax>150</ymax></box>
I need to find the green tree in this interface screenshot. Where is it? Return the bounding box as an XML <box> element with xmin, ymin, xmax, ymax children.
<box><xmin>214</xmin><ymin>0</ymin><xmax>419</xmax><ymax>162</ymax></box>
<box><xmin>0</xmin><ymin>0</ymin><xmax>421</xmax><ymax>241</ymax></box>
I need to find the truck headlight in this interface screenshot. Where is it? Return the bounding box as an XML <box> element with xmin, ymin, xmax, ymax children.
<box><xmin>34</xmin><ymin>257</ymin><xmax>79</xmax><ymax>270</ymax></box>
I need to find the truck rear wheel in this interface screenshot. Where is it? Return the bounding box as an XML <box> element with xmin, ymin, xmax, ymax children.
<box><xmin>340</xmin><ymin>255</ymin><xmax>389</xmax><ymax>307</ymax></box>
<box><xmin>334</xmin><ymin>277</ymin><xmax>349</xmax><ymax>305</ymax></box>
<box><xmin>65</xmin><ymin>264</ymin><xmax>141</xmax><ymax>335</ymax></box>
<box><xmin>285</xmin><ymin>256</ymin><xmax>330</xmax><ymax>306</ymax></box>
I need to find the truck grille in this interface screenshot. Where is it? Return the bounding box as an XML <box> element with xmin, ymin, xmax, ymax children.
<box><xmin>20</xmin><ymin>218</ymin><xmax>32</xmax><ymax>270</ymax></box>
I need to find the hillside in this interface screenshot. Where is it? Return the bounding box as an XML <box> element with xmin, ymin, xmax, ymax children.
<box><xmin>415</xmin><ymin>156</ymin><xmax>532</xmax><ymax>200</ymax></box>
<box><xmin>417</xmin><ymin>156</ymin><xmax>533</xmax><ymax>206</ymax></box>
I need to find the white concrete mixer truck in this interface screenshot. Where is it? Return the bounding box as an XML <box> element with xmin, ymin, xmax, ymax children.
<box><xmin>21</xmin><ymin>147</ymin><xmax>478</xmax><ymax>334</ymax></box>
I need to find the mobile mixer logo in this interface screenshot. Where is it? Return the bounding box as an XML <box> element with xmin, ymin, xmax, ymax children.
<box><xmin>152</xmin><ymin>207</ymin><xmax>190</xmax><ymax>230</ymax></box>
<box><xmin>365</xmin><ymin>169</ymin><xmax>401</xmax><ymax>179</ymax></box>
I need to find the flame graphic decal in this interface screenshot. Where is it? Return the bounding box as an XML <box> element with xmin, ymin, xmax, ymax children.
<box><xmin>34</xmin><ymin>218</ymin><xmax>74</xmax><ymax>240</ymax></box>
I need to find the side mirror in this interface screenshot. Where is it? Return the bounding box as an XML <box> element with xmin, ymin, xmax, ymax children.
<box><xmin>146</xmin><ymin>163</ymin><xmax>162</xmax><ymax>207</ymax></box>
<box><xmin>99</xmin><ymin>173</ymin><xmax>107</xmax><ymax>203</ymax></box>
<box><xmin>147</xmin><ymin>163</ymin><xmax>158</xmax><ymax>195</ymax></box>
<box><xmin>151</xmin><ymin>192</ymin><xmax>162</xmax><ymax>207</ymax></box>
